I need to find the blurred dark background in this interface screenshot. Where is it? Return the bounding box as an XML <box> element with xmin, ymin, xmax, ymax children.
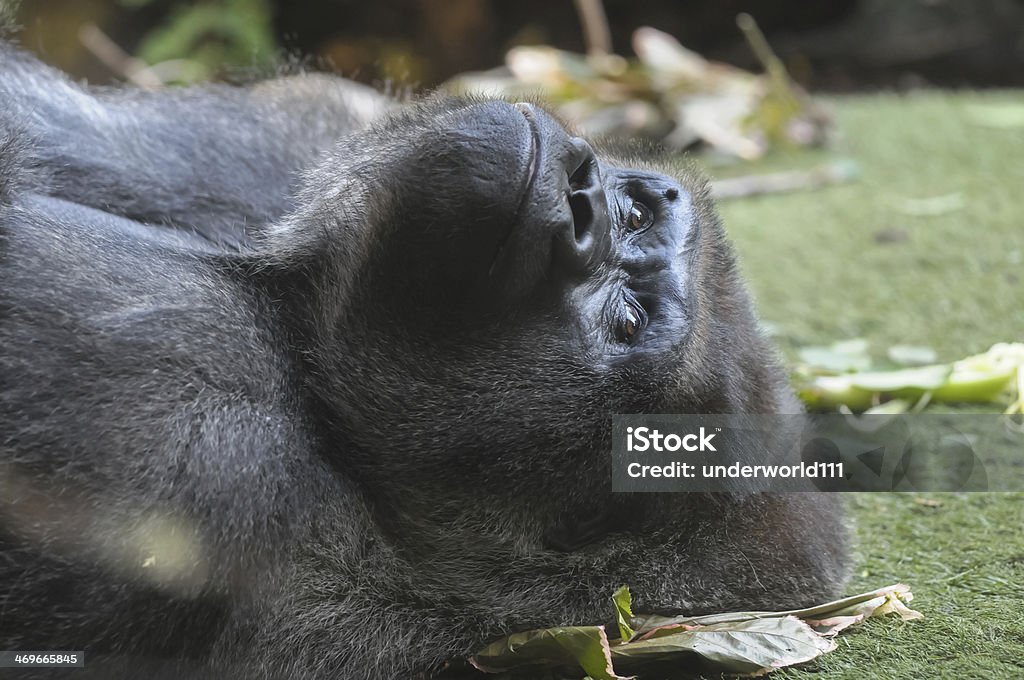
<box><xmin>10</xmin><ymin>0</ymin><xmax>1024</xmax><ymax>89</ymax></box>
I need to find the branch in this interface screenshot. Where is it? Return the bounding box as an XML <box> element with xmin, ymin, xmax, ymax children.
<box><xmin>79</xmin><ymin>24</ymin><xmax>163</xmax><ymax>89</ymax></box>
<box><xmin>572</xmin><ymin>0</ymin><xmax>613</xmax><ymax>56</ymax></box>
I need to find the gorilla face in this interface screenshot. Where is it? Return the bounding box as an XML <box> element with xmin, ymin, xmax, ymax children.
<box><xmin>311</xmin><ymin>99</ymin><xmax>697</xmax><ymax>342</ymax></box>
<box><xmin>268</xmin><ymin>98</ymin><xmax>773</xmax><ymax>584</ymax></box>
<box><xmin>286</xmin><ymin>101</ymin><xmax>699</xmax><ymax>444</ymax></box>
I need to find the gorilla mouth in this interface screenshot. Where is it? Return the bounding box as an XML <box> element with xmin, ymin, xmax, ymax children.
<box><xmin>485</xmin><ymin>103</ymin><xmax>544</xmax><ymax>279</ymax></box>
<box><xmin>490</xmin><ymin>102</ymin><xmax>611</xmax><ymax>285</ymax></box>
<box><xmin>515</xmin><ymin>102</ymin><xmax>600</xmax><ymax>233</ymax></box>
<box><xmin>543</xmin><ymin>501</ymin><xmax>636</xmax><ymax>552</ymax></box>
<box><xmin>543</xmin><ymin>508</ymin><xmax>613</xmax><ymax>552</ymax></box>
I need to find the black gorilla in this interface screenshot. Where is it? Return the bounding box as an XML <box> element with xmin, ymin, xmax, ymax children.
<box><xmin>0</xmin><ymin>43</ymin><xmax>849</xmax><ymax>679</ymax></box>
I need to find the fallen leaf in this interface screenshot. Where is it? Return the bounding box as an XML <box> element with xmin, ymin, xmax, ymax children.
<box><xmin>611</xmin><ymin>616</ymin><xmax>834</xmax><ymax>675</ymax></box>
<box><xmin>470</xmin><ymin>585</ymin><xmax>922</xmax><ymax>677</ymax></box>
<box><xmin>470</xmin><ymin>626</ymin><xmax>627</xmax><ymax>680</ymax></box>
<box><xmin>799</xmin><ymin>339</ymin><xmax>872</xmax><ymax>373</ymax></box>
<box><xmin>887</xmin><ymin>345</ymin><xmax>938</xmax><ymax>366</ymax></box>
<box><xmin>846</xmin><ymin>364</ymin><xmax>952</xmax><ymax>392</ymax></box>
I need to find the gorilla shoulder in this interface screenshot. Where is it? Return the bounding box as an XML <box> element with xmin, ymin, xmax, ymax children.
<box><xmin>0</xmin><ymin>40</ymin><xmax>392</xmax><ymax>246</ymax></box>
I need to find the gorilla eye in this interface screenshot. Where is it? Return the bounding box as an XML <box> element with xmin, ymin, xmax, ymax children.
<box><xmin>618</xmin><ymin>297</ymin><xmax>647</xmax><ymax>342</ymax></box>
<box><xmin>627</xmin><ymin>200</ymin><xmax>654</xmax><ymax>231</ymax></box>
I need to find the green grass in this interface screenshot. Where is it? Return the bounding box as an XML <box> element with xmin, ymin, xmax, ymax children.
<box><xmin>712</xmin><ymin>92</ymin><xmax>1024</xmax><ymax>678</ymax></box>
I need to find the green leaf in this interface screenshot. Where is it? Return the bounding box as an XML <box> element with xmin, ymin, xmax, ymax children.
<box><xmin>887</xmin><ymin>345</ymin><xmax>938</xmax><ymax>366</ymax></box>
<box><xmin>799</xmin><ymin>339</ymin><xmax>871</xmax><ymax>373</ymax></box>
<box><xmin>933</xmin><ymin>366</ymin><xmax>1016</xmax><ymax>403</ymax></box>
<box><xmin>863</xmin><ymin>399</ymin><xmax>912</xmax><ymax>415</ymax></box>
<box><xmin>797</xmin><ymin>341</ymin><xmax>1023</xmax><ymax>412</ymax></box>
<box><xmin>470</xmin><ymin>626</ymin><xmax>628</xmax><ymax>680</ymax></box>
<box><xmin>612</xmin><ymin>585</ymin><xmax>635</xmax><ymax>641</ymax></box>
<box><xmin>796</xmin><ymin>374</ymin><xmax>875</xmax><ymax>411</ymax></box>
<box><xmin>847</xmin><ymin>364</ymin><xmax>952</xmax><ymax>392</ymax></box>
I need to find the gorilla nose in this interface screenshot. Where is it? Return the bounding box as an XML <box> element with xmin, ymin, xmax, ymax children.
<box><xmin>556</xmin><ymin>138</ymin><xmax>611</xmax><ymax>272</ymax></box>
<box><xmin>509</xmin><ymin>102</ymin><xmax>611</xmax><ymax>280</ymax></box>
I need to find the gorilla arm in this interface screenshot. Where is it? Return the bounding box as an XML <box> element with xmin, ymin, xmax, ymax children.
<box><xmin>0</xmin><ymin>42</ymin><xmax>392</xmax><ymax>247</ymax></box>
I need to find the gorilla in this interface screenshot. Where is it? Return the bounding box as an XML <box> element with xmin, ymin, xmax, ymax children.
<box><xmin>0</xmin><ymin>42</ymin><xmax>849</xmax><ymax>679</ymax></box>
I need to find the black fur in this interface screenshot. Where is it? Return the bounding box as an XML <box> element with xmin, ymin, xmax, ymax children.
<box><xmin>0</xmin><ymin>46</ymin><xmax>391</xmax><ymax>248</ymax></box>
<box><xmin>0</xmin><ymin>44</ymin><xmax>849</xmax><ymax>679</ymax></box>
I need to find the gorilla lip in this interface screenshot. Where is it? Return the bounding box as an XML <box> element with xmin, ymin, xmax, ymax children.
<box><xmin>486</xmin><ymin>103</ymin><xmax>543</xmax><ymax>279</ymax></box>
<box><xmin>513</xmin><ymin>102</ymin><xmax>543</xmax><ymax>194</ymax></box>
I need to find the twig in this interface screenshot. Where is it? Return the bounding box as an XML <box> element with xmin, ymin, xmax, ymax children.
<box><xmin>710</xmin><ymin>161</ymin><xmax>859</xmax><ymax>200</ymax></box>
<box><xmin>79</xmin><ymin>23</ymin><xmax>163</xmax><ymax>89</ymax></box>
<box><xmin>572</xmin><ymin>0</ymin><xmax>613</xmax><ymax>56</ymax></box>
<box><xmin>736</xmin><ymin>13</ymin><xmax>788</xmax><ymax>89</ymax></box>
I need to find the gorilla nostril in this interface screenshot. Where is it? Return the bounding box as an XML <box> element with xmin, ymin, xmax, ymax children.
<box><xmin>568</xmin><ymin>155</ymin><xmax>595</xmax><ymax>192</ymax></box>
<box><xmin>553</xmin><ymin>138</ymin><xmax>610</xmax><ymax>272</ymax></box>
<box><xmin>566</xmin><ymin>151</ymin><xmax>602</xmax><ymax>245</ymax></box>
<box><xmin>569</xmin><ymin>192</ymin><xmax>594</xmax><ymax>242</ymax></box>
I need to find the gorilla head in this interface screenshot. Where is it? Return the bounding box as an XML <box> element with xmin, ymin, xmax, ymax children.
<box><xmin>0</xmin><ymin>55</ymin><xmax>847</xmax><ymax>680</ymax></box>
<box><xmin>253</xmin><ymin>96</ymin><xmax>843</xmax><ymax>631</ymax></box>
<box><xmin>270</xmin><ymin>97</ymin><xmax>771</xmax><ymax>540</ymax></box>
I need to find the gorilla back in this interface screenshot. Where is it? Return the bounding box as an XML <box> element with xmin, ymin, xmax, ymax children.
<box><xmin>0</xmin><ymin>48</ymin><xmax>849</xmax><ymax>680</ymax></box>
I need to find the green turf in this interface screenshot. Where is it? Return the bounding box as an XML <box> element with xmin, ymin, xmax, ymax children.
<box><xmin>710</xmin><ymin>92</ymin><xmax>1024</xmax><ymax>679</ymax></box>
